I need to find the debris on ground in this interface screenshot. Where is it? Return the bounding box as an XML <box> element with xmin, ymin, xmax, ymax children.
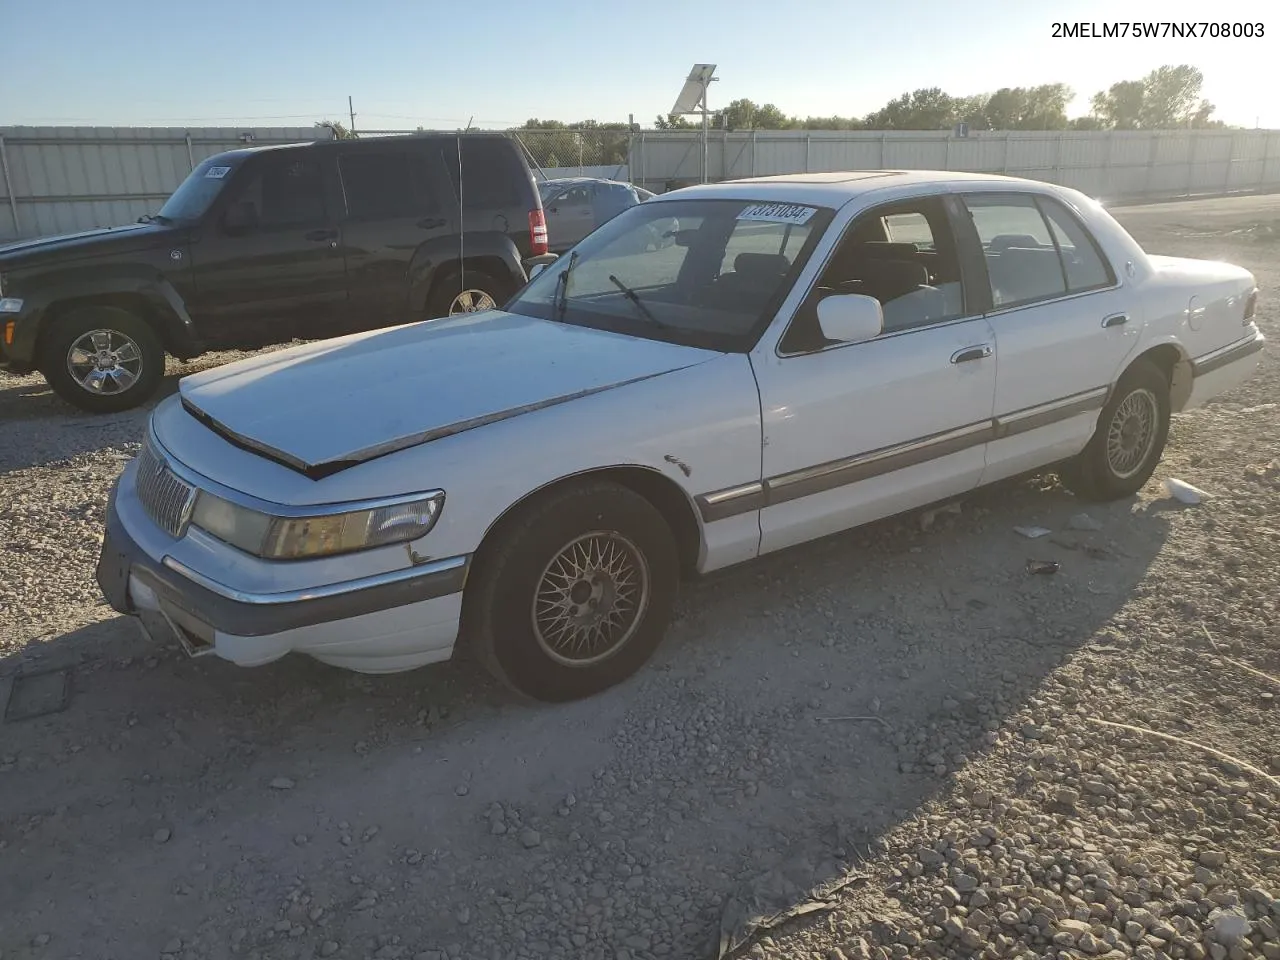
<box><xmin>1163</xmin><ymin>476</ymin><xmax>1211</xmax><ymax>504</ymax></box>
<box><xmin>1013</xmin><ymin>525</ymin><xmax>1053</xmax><ymax>539</ymax></box>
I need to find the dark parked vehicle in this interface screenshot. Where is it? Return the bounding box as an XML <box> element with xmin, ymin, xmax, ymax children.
<box><xmin>537</xmin><ymin>177</ymin><xmax>655</xmax><ymax>253</ymax></box>
<box><xmin>0</xmin><ymin>133</ymin><xmax>548</xmax><ymax>412</ymax></box>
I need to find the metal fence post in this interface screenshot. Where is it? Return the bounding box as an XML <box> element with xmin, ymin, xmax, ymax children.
<box><xmin>805</xmin><ymin>134</ymin><xmax>811</xmax><ymax>173</ymax></box>
<box><xmin>1144</xmin><ymin>132</ymin><xmax>1160</xmax><ymax>198</ymax></box>
<box><xmin>1185</xmin><ymin>132</ymin><xmax>1198</xmax><ymax>196</ymax></box>
<box><xmin>1224</xmin><ymin>131</ymin><xmax>1236</xmax><ymax>193</ymax></box>
<box><xmin>184</xmin><ymin>133</ymin><xmax>195</xmax><ymax>172</ymax></box>
<box><xmin>751</xmin><ymin>130</ymin><xmax>757</xmax><ymax>177</ymax></box>
<box><xmin>0</xmin><ymin>134</ymin><xmax>19</xmax><ymax>238</ymax></box>
<box><xmin>1002</xmin><ymin>131</ymin><xmax>1011</xmax><ymax>174</ymax></box>
<box><xmin>879</xmin><ymin>132</ymin><xmax>887</xmax><ymax>168</ymax></box>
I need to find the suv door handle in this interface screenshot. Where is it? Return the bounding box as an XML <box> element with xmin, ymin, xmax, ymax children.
<box><xmin>305</xmin><ymin>228</ymin><xmax>338</xmax><ymax>242</ymax></box>
<box><xmin>951</xmin><ymin>344</ymin><xmax>993</xmax><ymax>364</ymax></box>
<box><xmin>1101</xmin><ymin>313</ymin><xmax>1128</xmax><ymax>328</ymax></box>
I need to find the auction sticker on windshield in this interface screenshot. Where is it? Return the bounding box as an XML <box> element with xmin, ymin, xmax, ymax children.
<box><xmin>204</xmin><ymin>166</ymin><xmax>232</xmax><ymax>179</ymax></box>
<box><xmin>736</xmin><ymin>202</ymin><xmax>817</xmax><ymax>225</ymax></box>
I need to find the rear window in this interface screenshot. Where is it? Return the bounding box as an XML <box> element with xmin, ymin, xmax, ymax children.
<box><xmin>443</xmin><ymin>137</ymin><xmax>527</xmax><ymax>209</ymax></box>
<box><xmin>339</xmin><ymin>149</ymin><xmax>440</xmax><ymax>219</ymax></box>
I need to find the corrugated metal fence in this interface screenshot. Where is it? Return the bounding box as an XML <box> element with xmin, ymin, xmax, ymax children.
<box><xmin>2</xmin><ymin>125</ymin><xmax>1278</xmax><ymax>242</ymax></box>
<box><xmin>629</xmin><ymin>128</ymin><xmax>1280</xmax><ymax>200</ymax></box>
<box><xmin>0</xmin><ymin>126</ymin><xmax>329</xmax><ymax>242</ymax></box>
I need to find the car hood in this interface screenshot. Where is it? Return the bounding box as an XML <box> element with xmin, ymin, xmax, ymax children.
<box><xmin>0</xmin><ymin>221</ymin><xmax>177</xmax><ymax>268</ymax></box>
<box><xmin>177</xmin><ymin>311</ymin><xmax>721</xmax><ymax>479</ymax></box>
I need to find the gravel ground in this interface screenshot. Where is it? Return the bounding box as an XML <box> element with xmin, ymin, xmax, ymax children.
<box><xmin>0</xmin><ymin>195</ymin><xmax>1277</xmax><ymax>960</ymax></box>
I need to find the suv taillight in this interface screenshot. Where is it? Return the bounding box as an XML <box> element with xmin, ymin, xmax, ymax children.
<box><xmin>529</xmin><ymin>208</ymin><xmax>548</xmax><ymax>256</ymax></box>
<box><xmin>1244</xmin><ymin>287</ymin><xmax>1258</xmax><ymax>323</ymax></box>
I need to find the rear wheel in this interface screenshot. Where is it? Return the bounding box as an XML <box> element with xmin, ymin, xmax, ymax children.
<box><xmin>426</xmin><ymin>268</ymin><xmax>512</xmax><ymax>318</ymax></box>
<box><xmin>464</xmin><ymin>481</ymin><xmax>679</xmax><ymax>702</ymax></box>
<box><xmin>1059</xmin><ymin>359</ymin><xmax>1170</xmax><ymax>501</ymax></box>
<box><xmin>41</xmin><ymin>305</ymin><xmax>164</xmax><ymax>413</ymax></box>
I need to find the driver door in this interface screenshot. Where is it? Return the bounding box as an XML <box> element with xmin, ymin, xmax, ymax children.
<box><xmin>749</xmin><ymin>194</ymin><xmax>998</xmax><ymax>554</ymax></box>
<box><xmin>188</xmin><ymin>153</ymin><xmax>349</xmax><ymax>347</ymax></box>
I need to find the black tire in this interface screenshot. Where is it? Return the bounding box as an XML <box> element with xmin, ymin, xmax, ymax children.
<box><xmin>41</xmin><ymin>305</ymin><xmax>165</xmax><ymax>413</ymax></box>
<box><xmin>426</xmin><ymin>268</ymin><xmax>512</xmax><ymax>319</ymax></box>
<box><xmin>1059</xmin><ymin>359</ymin><xmax>1171</xmax><ymax>501</ymax></box>
<box><xmin>463</xmin><ymin>481</ymin><xmax>679</xmax><ymax>702</ymax></box>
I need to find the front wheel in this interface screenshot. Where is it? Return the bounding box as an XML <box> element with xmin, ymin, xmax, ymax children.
<box><xmin>464</xmin><ymin>481</ymin><xmax>679</xmax><ymax>702</ymax></box>
<box><xmin>1059</xmin><ymin>359</ymin><xmax>1170</xmax><ymax>501</ymax></box>
<box><xmin>41</xmin><ymin>306</ymin><xmax>164</xmax><ymax>413</ymax></box>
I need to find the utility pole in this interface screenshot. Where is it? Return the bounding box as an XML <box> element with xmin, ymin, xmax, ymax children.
<box><xmin>348</xmin><ymin>96</ymin><xmax>357</xmax><ymax>136</ymax></box>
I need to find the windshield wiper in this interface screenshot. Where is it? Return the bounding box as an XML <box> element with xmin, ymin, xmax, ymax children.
<box><xmin>608</xmin><ymin>275</ymin><xmax>670</xmax><ymax>330</ymax></box>
<box><xmin>555</xmin><ymin>250</ymin><xmax>578</xmax><ymax>321</ymax></box>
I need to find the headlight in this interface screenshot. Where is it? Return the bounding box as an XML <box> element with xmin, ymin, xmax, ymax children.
<box><xmin>190</xmin><ymin>491</ymin><xmax>444</xmax><ymax>560</ymax></box>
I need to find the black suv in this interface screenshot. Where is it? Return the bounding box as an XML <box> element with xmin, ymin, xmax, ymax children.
<box><xmin>0</xmin><ymin>133</ymin><xmax>548</xmax><ymax>412</ymax></box>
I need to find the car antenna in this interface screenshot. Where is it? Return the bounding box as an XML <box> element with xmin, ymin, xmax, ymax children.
<box><xmin>456</xmin><ymin>132</ymin><xmax>465</xmax><ymax>304</ymax></box>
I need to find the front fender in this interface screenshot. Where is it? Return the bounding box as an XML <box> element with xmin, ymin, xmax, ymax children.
<box><xmin>11</xmin><ymin>265</ymin><xmax>199</xmax><ymax>364</ymax></box>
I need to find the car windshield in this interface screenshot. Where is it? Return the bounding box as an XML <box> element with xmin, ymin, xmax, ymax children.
<box><xmin>157</xmin><ymin>155</ymin><xmax>241</xmax><ymax>221</ymax></box>
<box><xmin>505</xmin><ymin>198</ymin><xmax>833</xmax><ymax>352</ymax></box>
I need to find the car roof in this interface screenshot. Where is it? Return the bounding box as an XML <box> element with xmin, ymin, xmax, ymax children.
<box><xmin>539</xmin><ymin>176</ymin><xmax>627</xmax><ymax>187</ymax></box>
<box><xmin>208</xmin><ymin>132</ymin><xmax>514</xmax><ymax>164</ymax></box>
<box><xmin>653</xmin><ymin>170</ymin><xmax>1049</xmax><ymax>208</ymax></box>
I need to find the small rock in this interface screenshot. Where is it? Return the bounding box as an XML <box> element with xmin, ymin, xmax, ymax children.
<box><xmin>954</xmin><ymin>874</ymin><xmax>979</xmax><ymax>892</ymax></box>
<box><xmin>162</xmin><ymin>938</ymin><xmax>182</xmax><ymax>954</ymax></box>
<box><xmin>970</xmin><ymin>889</ymin><xmax>991</xmax><ymax>909</ymax></box>
<box><xmin>960</xmin><ymin>929</ymin><xmax>984</xmax><ymax>950</ymax></box>
<box><xmin>153</xmin><ymin>827</ymin><xmax>171</xmax><ymax>843</ymax></box>
<box><xmin>454</xmin><ymin>784</ymin><xmax>469</xmax><ymax>797</ymax></box>
<box><xmin>269</xmin><ymin>777</ymin><xmax>295</xmax><ymax>790</ymax></box>
<box><xmin>520</xmin><ymin>829</ymin><xmax>542</xmax><ymax>849</ymax></box>
<box><xmin>1067</xmin><ymin>512</ymin><xmax>1104</xmax><ymax>532</ymax></box>
<box><xmin>456</xmin><ymin>906</ymin><xmax>471</xmax><ymax>925</ymax></box>
<box><xmin>1209</xmin><ymin>908</ymin><xmax>1251</xmax><ymax>945</ymax></box>
<box><xmin>971</xmin><ymin>790</ymin><xmax>992</xmax><ymax>809</ymax></box>
<box><xmin>944</xmin><ymin>918</ymin><xmax>965</xmax><ymax>938</ymax></box>
<box><xmin>1199</xmin><ymin>850</ymin><xmax>1228</xmax><ymax>869</ymax></box>
<box><xmin>321</xmin><ymin>943</ymin><xmax>340</xmax><ymax>957</ymax></box>
<box><xmin>32</xmin><ymin>932</ymin><xmax>52</xmax><ymax>947</ymax></box>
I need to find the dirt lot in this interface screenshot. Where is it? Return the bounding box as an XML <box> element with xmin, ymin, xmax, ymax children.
<box><xmin>1</xmin><ymin>194</ymin><xmax>1277</xmax><ymax>960</ymax></box>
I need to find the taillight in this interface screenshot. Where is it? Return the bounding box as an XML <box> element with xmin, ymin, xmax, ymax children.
<box><xmin>529</xmin><ymin>209</ymin><xmax>548</xmax><ymax>256</ymax></box>
<box><xmin>1244</xmin><ymin>287</ymin><xmax>1257</xmax><ymax>323</ymax></box>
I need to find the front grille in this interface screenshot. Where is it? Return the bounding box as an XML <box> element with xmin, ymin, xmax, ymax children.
<box><xmin>135</xmin><ymin>438</ymin><xmax>196</xmax><ymax>538</ymax></box>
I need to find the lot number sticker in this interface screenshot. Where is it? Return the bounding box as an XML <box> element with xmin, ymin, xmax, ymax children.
<box><xmin>204</xmin><ymin>166</ymin><xmax>232</xmax><ymax>179</ymax></box>
<box><xmin>736</xmin><ymin>202</ymin><xmax>816</xmax><ymax>225</ymax></box>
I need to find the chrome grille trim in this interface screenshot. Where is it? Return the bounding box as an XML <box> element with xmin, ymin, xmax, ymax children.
<box><xmin>135</xmin><ymin>437</ymin><xmax>196</xmax><ymax>538</ymax></box>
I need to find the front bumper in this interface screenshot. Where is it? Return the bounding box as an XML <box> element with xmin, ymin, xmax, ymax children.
<box><xmin>96</xmin><ymin>485</ymin><xmax>469</xmax><ymax>672</ymax></box>
<box><xmin>0</xmin><ymin>300</ymin><xmax>34</xmax><ymax>373</ymax></box>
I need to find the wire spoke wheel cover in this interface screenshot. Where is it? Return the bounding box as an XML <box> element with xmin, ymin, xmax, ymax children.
<box><xmin>1105</xmin><ymin>387</ymin><xmax>1159</xmax><ymax>479</ymax></box>
<box><xmin>449</xmin><ymin>288</ymin><xmax>497</xmax><ymax>315</ymax></box>
<box><xmin>531</xmin><ymin>531</ymin><xmax>651</xmax><ymax>667</ymax></box>
<box><xmin>65</xmin><ymin>327</ymin><xmax>145</xmax><ymax>395</ymax></box>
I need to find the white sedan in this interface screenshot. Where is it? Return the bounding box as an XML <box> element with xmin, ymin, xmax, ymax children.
<box><xmin>96</xmin><ymin>171</ymin><xmax>1265</xmax><ymax>701</ymax></box>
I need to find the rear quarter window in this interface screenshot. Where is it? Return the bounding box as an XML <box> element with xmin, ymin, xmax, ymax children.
<box><xmin>443</xmin><ymin>138</ymin><xmax>528</xmax><ymax>210</ymax></box>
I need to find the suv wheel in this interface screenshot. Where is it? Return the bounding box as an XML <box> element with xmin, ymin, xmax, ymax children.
<box><xmin>41</xmin><ymin>306</ymin><xmax>164</xmax><ymax>413</ymax></box>
<box><xmin>427</xmin><ymin>268</ymin><xmax>511</xmax><ymax>318</ymax></box>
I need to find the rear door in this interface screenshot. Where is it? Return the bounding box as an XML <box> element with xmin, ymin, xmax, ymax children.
<box><xmin>956</xmin><ymin>191</ymin><xmax>1140</xmax><ymax>483</ymax></box>
<box><xmin>336</xmin><ymin>142</ymin><xmax>455</xmax><ymax>330</ymax></box>
<box><xmin>545</xmin><ymin>183</ymin><xmax>594</xmax><ymax>250</ymax></box>
<box><xmin>188</xmin><ymin>152</ymin><xmax>348</xmax><ymax>347</ymax></box>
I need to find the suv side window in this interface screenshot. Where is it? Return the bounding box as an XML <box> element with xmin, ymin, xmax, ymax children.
<box><xmin>339</xmin><ymin>150</ymin><xmax>439</xmax><ymax>220</ymax></box>
<box><xmin>443</xmin><ymin>138</ymin><xmax>523</xmax><ymax>209</ymax></box>
<box><xmin>230</xmin><ymin>156</ymin><xmax>326</xmax><ymax>229</ymax></box>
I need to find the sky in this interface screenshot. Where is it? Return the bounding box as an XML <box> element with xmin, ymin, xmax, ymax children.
<box><xmin>3</xmin><ymin>0</ymin><xmax>1275</xmax><ymax>130</ymax></box>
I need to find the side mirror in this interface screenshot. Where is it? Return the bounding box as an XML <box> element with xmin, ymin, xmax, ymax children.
<box><xmin>530</xmin><ymin>263</ymin><xmax>548</xmax><ymax>279</ymax></box>
<box><xmin>816</xmin><ymin>294</ymin><xmax>883</xmax><ymax>345</ymax></box>
<box><xmin>524</xmin><ymin>252</ymin><xmax>559</xmax><ymax>279</ymax></box>
<box><xmin>222</xmin><ymin>200</ymin><xmax>259</xmax><ymax>234</ymax></box>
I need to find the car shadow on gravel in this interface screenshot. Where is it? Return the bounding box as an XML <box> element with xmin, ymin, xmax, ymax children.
<box><xmin>0</xmin><ymin>471</ymin><xmax>1175</xmax><ymax>959</ymax></box>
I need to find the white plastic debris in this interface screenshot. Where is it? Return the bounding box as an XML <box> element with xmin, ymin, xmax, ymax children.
<box><xmin>1014</xmin><ymin>525</ymin><xmax>1052</xmax><ymax>539</ymax></box>
<box><xmin>1162</xmin><ymin>478</ymin><xmax>1210</xmax><ymax>505</ymax></box>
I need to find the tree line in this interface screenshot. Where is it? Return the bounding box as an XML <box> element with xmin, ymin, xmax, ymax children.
<box><xmin>652</xmin><ymin>65</ymin><xmax>1227</xmax><ymax>132</ymax></box>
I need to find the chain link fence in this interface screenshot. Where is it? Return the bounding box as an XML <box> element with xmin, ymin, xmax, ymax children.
<box><xmin>509</xmin><ymin>129</ymin><xmax>632</xmax><ymax>180</ymax></box>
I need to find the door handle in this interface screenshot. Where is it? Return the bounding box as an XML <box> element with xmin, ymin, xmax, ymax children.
<box><xmin>305</xmin><ymin>228</ymin><xmax>338</xmax><ymax>242</ymax></box>
<box><xmin>1101</xmin><ymin>313</ymin><xmax>1128</xmax><ymax>328</ymax></box>
<box><xmin>416</xmin><ymin>217</ymin><xmax>447</xmax><ymax>230</ymax></box>
<box><xmin>951</xmin><ymin>344</ymin><xmax>993</xmax><ymax>364</ymax></box>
